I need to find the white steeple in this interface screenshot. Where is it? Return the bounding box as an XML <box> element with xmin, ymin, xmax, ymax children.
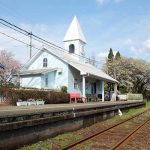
<box><xmin>64</xmin><ymin>16</ymin><xmax>86</xmax><ymax>43</ymax></box>
<box><xmin>64</xmin><ymin>16</ymin><xmax>86</xmax><ymax>62</ymax></box>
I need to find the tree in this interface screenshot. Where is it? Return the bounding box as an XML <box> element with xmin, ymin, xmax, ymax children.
<box><xmin>115</xmin><ymin>51</ymin><xmax>121</xmax><ymax>60</ymax></box>
<box><xmin>106</xmin><ymin>48</ymin><xmax>115</xmax><ymax>78</ymax></box>
<box><xmin>108</xmin><ymin>48</ymin><xmax>114</xmax><ymax>61</ymax></box>
<box><xmin>104</xmin><ymin>54</ymin><xmax>150</xmax><ymax>99</ymax></box>
<box><xmin>0</xmin><ymin>50</ymin><xmax>21</xmax><ymax>86</ymax></box>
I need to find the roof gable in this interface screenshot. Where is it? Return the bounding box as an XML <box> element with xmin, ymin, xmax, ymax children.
<box><xmin>22</xmin><ymin>45</ymin><xmax>118</xmax><ymax>83</ymax></box>
<box><xmin>44</xmin><ymin>45</ymin><xmax>118</xmax><ymax>83</ymax></box>
<box><xmin>22</xmin><ymin>50</ymin><xmax>43</xmax><ymax>70</ymax></box>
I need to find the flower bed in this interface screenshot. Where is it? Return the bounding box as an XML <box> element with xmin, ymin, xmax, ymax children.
<box><xmin>16</xmin><ymin>101</ymin><xmax>27</xmax><ymax>106</ymax></box>
<box><xmin>36</xmin><ymin>100</ymin><xmax>45</xmax><ymax>105</ymax></box>
<box><xmin>16</xmin><ymin>98</ymin><xmax>45</xmax><ymax>106</ymax></box>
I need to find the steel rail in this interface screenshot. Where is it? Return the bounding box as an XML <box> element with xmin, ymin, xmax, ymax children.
<box><xmin>62</xmin><ymin>109</ymin><xmax>149</xmax><ymax>150</ymax></box>
<box><xmin>112</xmin><ymin>118</ymin><xmax>150</xmax><ymax>150</ymax></box>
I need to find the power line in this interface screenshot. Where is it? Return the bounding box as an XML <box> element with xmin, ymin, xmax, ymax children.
<box><xmin>0</xmin><ymin>31</ymin><xmax>106</xmax><ymax>68</ymax></box>
<box><xmin>0</xmin><ymin>31</ymin><xmax>29</xmax><ymax>46</ymax></box>
<box><xmin>0</xmin><ymin>21</ymin><xmax>28</xmax><ymax>36</ymax></box>
<box><xmin>0</xmin><ymin>18</ymin><xmax>106</xmax><ymax>63</ymax></box>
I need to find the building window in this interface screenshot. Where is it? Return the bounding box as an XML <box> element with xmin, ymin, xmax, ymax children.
<box><xmin>69</xmin><ymin>44</ymin><xmax>75</xmax><ymax>53</ymax></box>
<box><xmin>43</xmin><ymin>58</ymin><xmax>47</xmax><ymax>67</ymax></box>
<box><xmin>91</xmin><ymin>82</ymin><xmax>96</xmax><ymax>94</ymax></box>
<box><xmin>45</xmin><ymin>75</ymin><xmax>48</xmax><ymax>87</ymax></box>
<box><xmin>58</xmin><ymin>72</ymin><xmax>62</xmax><ymax>75</ymax></box>
<box><xmin>74</xmin><ymin>79</ymin><xmax>78</xmax><ymax>89</ymax></box>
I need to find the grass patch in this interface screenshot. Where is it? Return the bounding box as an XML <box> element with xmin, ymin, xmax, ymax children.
<box><xmin>146</xmin><ymin>101</ymin><xmax>150</xmax><ymax>108</ymax></box>
<box><xmin>20</xmin><ymin>141</ymin><xmax>52</xmax><ymax>150</ymax></box>
<box><xmin>52</xmin><ymin>132</ymin><xmax>81</xmax><ymax>147</ymax></box>
<box><xmin>19</xmin><ymin>133</ymin><xmax>82</xmax><ymax>150</ymax></box>
<box><xmin>121</xmin><ymin>122</ymin><xmax>133</xmax><ymax>129</ymax></box>
<box><xmin>19</xmin><ymin>101</ymin><xmax>150</xmax><ymax>150</ymax></box>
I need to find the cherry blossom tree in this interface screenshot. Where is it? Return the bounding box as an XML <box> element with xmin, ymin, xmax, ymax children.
<box><xmin>0</xmin><ymin>50</ymin><xmax>21</xmax><ymax>86</ymax></box>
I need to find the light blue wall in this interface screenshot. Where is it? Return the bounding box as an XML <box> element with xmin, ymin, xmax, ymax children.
<box><xmin>41</xmin><ymin>71</ymin><xmax>56</xmax><ymax>89</ymax></box>
<box><xmin>67</xmin><ymin>65</ymin><xmax>103</xmax><ymax>96</ymax></box>
<box><xmin>68</xmin><ymin>65</ymin><xmax>82</xmax><ymax>94</ymax></box>
<box><xmin>21</xmin><ymin>49</ymin><xmax>68</xmax><ymax>89</ymax></box>
<box><xmin>21</xmin><ymin>49</ymin><xmax>103</xmax><ymax>95</ymax></box>
<box><xmin>85</xmin><ymin>79</ymin><xmax>92</xmax><ymax>94</ymax></box>
<box><xmin>85</xmin><ymin>78</ymin><xmax>102</xmax><ymax>95</ymax></box>
<box><xmin>20</xmin><ymin>76</ymin><xmax>41</xmax><ymax>89</ymax></box>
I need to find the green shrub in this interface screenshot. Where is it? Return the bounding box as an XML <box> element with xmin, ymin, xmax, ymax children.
<box><xmin>127</xmin><ymin>93</ymin><xmax>143</xmax><ymax>100</ymax></box>
<box><xmin>60</xmin><ymin>86</ymin><xmax>68</xmax><ymax>93</ymax></box>
<box><xmin>2</xmin><ymin>88</ymin><xmax>70</xmax><ymax>105</ymax></box>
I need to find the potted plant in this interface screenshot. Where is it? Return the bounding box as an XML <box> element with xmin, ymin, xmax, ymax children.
<box><xmin>16</xmin><ymin>99</ymin><xmax>28</xmax><ymax>106</ymax></box>
<box><xmin>27</xmin><ymin>98</ymin><xmax>36</xmax><ymax>106</ymax></box>
<box><xmin>36</xmin><ymin>99</ymin><xmax>45</xmax><ymax>105</ymax></box>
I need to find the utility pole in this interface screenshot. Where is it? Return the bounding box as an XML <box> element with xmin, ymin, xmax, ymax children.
<box><xmin>29</xmin><ymin>32</ymin><xmax>32</xmax><ymax>59</ymax></box>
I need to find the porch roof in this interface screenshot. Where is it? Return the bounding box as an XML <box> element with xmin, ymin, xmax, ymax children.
<box><xmin>43</xmin><ymin>46</ymin><xmax>118</xmax><ymax>84</ymax></box>
<box><xmin>18</xmin><ymin>68</ymin><xmax>58</xmax><ymax>76</ymax></box>
<box><xmin>69</xmin><ymin>62</ymin><xmax>118</xmax><ymax>83</ymax></box>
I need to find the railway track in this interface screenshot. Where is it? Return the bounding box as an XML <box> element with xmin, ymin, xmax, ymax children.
<box><xmin>62</xmin><ymin>109</ymin><xmax>150</xmax><ymax>150</ymax></box>
<box><xmin>112</xmin><ymin>118</ymin><xmax>150</xmax><ymax>150</ymax></box>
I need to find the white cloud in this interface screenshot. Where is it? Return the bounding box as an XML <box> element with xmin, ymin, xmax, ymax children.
<box><xmin>19</xmin><ymin>23</ymin><xmax>31</xmax><ymax>31</ymax></box>
<box><xmin>98</xmin><ymin>51</ymin><xmax>108</xmax><ymax>58</ymax></box>
<box><xmin>0</xmin><ymin>22</ymin><xmax>65</xmax><ymax>64</ymax></box>
<box><xmin>98</xmin><ymin>51</ymin><xmax>117</xmax><ymax>59</ymax></box>
<box><xmin>96</xmin><ymin>0</ymin><xmax>124</xmax><ymax>5</ymax></box>
<box><xmin>114</xmin><ymin>0</ymin><xmax>124</xmax><ymax>3</ymax></box>
<box><xmin>123</xmin><ymin>38</ymin><xmax>133</xmax><ymax>45</ymax></box>
<box><xmin>143</xmin><ymin>38</ymin><xmax>150</xmax><ymax>49</ymax></box>
<box><xmin>129</xmin><ymin>46</ymin><xmax>147</xmax><ymax>58</ymax></box>
<box><xmin>129</xmin><ymin>38</ymin><xmax>150</xmax><ymax>58</ymax></box>
<box><xmin>96</xmin><ymin>0</ymin><xmax>108</xmax><ymax>5</ymax></box>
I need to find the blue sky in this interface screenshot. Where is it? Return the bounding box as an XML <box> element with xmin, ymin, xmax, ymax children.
<box><xmin>0</xmin><ymin>0</ymin><xmax>150</xmax><ymax>65</ymax></box>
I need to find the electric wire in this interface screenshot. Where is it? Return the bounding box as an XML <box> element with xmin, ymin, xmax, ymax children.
<box><xmin>0</xmin><ymin>35</ymin><xmax>26</xmax><ymax>45</ymax></box>
<box><xmin>0</xmin><ymin>31</ymin><xmax>106</xmax><ymax>68</ymax></box>
<box><xmin>0</xmin><ymin>18</ymin><xmax>106</xmax><ymax>64</ymax></box>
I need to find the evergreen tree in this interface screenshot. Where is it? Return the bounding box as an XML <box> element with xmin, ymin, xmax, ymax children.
<box><xmin>108</xmin><ymin>48</ymin><xmax>114</xmax><ymax>61</ymax></box>
<box><xmin>115</xmin><ymin>51</ymin><xmax>121</xmax><ymax>60</ymax></box>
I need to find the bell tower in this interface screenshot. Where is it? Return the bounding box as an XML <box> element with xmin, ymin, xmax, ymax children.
<box><xmin>64</xmin><ymin>16</ymin><xmax>86</xmax><ymax>61</ymax></box>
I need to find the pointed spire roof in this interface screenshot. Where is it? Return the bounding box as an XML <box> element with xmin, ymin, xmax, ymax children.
<box><xmin>64</xmin><ymin>16</ymin><xmax>86</xmax><ymax>43</ymax></box>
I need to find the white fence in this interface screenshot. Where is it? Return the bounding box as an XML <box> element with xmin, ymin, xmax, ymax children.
<box><xmin>118</xmin><ymin>94</ymin><xmax>143</xmax><ymax>101</ymax></box>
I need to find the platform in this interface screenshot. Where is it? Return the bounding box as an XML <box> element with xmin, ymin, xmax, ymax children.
<box><xmin>0</xmin><ymin>100</ymin><xmax>144</xmax><ymax>117</ymax></box>
<box><xmin>0</xmin><ymin>100</ymin><xmax>145</xmax><ymax>149</ymax></box>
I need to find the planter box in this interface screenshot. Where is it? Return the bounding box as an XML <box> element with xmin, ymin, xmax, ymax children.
<box><xmin>36</xmin><ymin>101</ymin><xmax>45</xmax><ymax>105</ymax></box>
<box><xmin>16</xmin><ymin>101</ymin><xmax>27</xmax><ymax>106</ymax></box>
<box><xmin>27</xmin><ymin>101</ymin><xmax>37</xmax><ymax>106</ymax></box>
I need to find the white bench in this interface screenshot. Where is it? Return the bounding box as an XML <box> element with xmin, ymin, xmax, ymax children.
<box><xmin>118</xmin><ymin>95</ymin><xmax>127</xmax><ymax>101</ymax></box>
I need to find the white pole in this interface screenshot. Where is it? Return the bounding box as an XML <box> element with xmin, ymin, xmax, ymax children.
<box><xmin>114</xmin><ymin>83</ymin><xmax>117</xmax><ymax>101</ymax></box>
<box><xmin>102</xmin><ymin>81</ymin><xmax>104</xmax><ymax>102</ymax></box>
<box><xmin>82</xmin><ymin>76</ymin><xmax>86</xmax><ymax>98</ymax></box>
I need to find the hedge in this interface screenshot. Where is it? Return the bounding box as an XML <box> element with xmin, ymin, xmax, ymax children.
<box><xmin>127</xmin><ymin>93</ymin><xmax>143</xmax><ymax>101</ymax></box>
<box><xmin>1</xmin><ymin>88</ymin><xmax>70</xmax><ymax>105</ymax></box>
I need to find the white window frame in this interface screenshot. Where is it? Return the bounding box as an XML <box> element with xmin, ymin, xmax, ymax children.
<box><xmin>43</xmin><ymin>58</ymin><xmax>48</xmax><ymax>67</ymax></box>
<box><xmin>45</xmin><ymin>75</ymin><xmax>48</xmax><ymax>87</ymax></box>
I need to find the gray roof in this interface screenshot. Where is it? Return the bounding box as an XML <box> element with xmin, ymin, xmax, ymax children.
<box><xmin>19</xmin><ymin>68</ymin><xmax>58</xmax><ymax>76</ymax></box>
<box><xmin>23</xmin><ymin>44</ymin><xmax>118</xmax><ymax>83</ymax></box>
<box><xmin>43</xmin><ymin>45</ymin><xmax>118</xmax><ymax>83</ymax></box>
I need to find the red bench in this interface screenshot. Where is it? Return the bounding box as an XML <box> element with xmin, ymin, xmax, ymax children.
<box><xmin>70</xmin><ymin>93</ymin><xmax>87</xmax><ymax>103</ymax></box>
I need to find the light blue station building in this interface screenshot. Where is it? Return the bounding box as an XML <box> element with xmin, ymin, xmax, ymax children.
<box><xmin>20</xmin><ymin>16</ymin><xmax>118</xmax><ymax>101</ymax></box>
